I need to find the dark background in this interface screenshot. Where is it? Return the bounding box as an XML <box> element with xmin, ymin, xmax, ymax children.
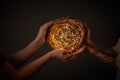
<box><xmin>0</xmin><ymin>0</ymin><xmax>120</xmax><ymax>80</ymax></box>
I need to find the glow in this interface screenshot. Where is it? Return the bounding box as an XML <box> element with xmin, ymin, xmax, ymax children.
<box><xmin>47</xmin><ymin>18</ymin><xmax>85</xmax><ymax>52</ymax></box>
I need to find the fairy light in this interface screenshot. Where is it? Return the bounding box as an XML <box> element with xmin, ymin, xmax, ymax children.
<box><xmin>47</xmin><ymin>18</ymin><xmax>85</xmax><ymax>52</ymax></box>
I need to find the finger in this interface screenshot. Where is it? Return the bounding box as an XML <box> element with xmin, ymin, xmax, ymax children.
<box><xmin>54</xmin><ymin>49</ymin><xmax>64</xmax><ymax>54</ymax></box>
<box><xmin>87</xmin><ymin>29</ymin><xmax>91</xmax><ymax>39</ymax></box>
<box><xmin>83</xmin><ymin>22</ymin><xmax>90</xmax><ymax>32</ymax></box>
<box><xmin>42</xmin><ymin>21</ymin><xmax>54</xmax><ymax>29</ymax></box>
<box><xmin>63</xmin><ymin>50</ymin><xmax>72</xmax><ymax>54</ymax></box>
<box><xmin>66</xmin><ymin>49</ymin><xmax>84</xmax><ymax>61</ymax></box>
<box><xmin>65</xmin><ymin>55</ymin><xmax>76</xmax><ymax>61</ymax></box>
<box><xmin>62</xmin><ymin>46</ymin><xmax>85</xmax><ymax>61</ymax></box>
<box><xmin>84</xmin><ymin>22</ymin><xmax>88</xmax><ymax>27</ymax></box>
<box><xmin>72</xmin><ymin>46</ymin><xmax>85</xmax><ymax>57</ymax></box>
<box><xmin>64</xmin><ymin>54</ymin><xmax>73</xmax><ymax>60</ymax></box>
<box><xmin>62</xmin><ymin>52</ymin><xmax>72</xmax><ymax>62</ymax></box>
<box><xmin>83</xmin><ymin>22</ymin><xmax>91</xmax><ymax>40</ymax></box>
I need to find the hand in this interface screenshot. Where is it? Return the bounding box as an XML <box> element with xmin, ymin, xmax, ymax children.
<box><xmin>83</xmin><ymin>22</ymin><xmax>92</xmax><ymax>44</ymax></box>
<box><xmin>49</xmin><ymin>49</ymin><xmax>73</xmax><ymax>62</ymax></box>
<box><xmin>66</xmin><ymin>46</ymin><xmax>86</xmax><ymax>61</ymax></box>
<box><xmin>35</xmin><ymin>21</ymin><xmax>54</xmax><ymax>44</ymax></box>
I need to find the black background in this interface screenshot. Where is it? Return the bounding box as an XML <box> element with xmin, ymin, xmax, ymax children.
<box><xmin>0</xmin><ymin>0</ymin><xmax>120</xmax><ymax>80</ymax></box>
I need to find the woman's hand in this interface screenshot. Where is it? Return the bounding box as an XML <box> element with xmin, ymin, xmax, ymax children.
<box><xmin>48</xmin><ymin>46</ymin><xmax>85</xmax><ymax>62</ymax></box>
<box><xmin>48</xmin><ymin>49</ymin><xmax>73</xmax><ymax>62</ymax></box>
<box><xmin>35</xmin><ymin>21</ymin><xmax>54</xmax><ymax>44</ymax></box>
<box><xmin>65</xmin><ymin>46</ymin><xmax>86</xmax><ymax>61</ymax></box>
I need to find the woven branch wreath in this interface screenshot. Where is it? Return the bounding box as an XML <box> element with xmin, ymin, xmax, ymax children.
<box><xmin>47</xmin><ymin>18</ymin><xmax>85</xmax><ymax>52</ymax></box>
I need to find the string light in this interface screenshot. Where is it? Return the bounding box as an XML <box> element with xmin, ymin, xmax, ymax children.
<box><xmin>47</xmin><ymin>17</ymin><xmax>85</xmax><ymax>52</ymax></box>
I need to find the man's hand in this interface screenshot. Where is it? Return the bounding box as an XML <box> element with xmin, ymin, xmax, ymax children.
<box><xmin>35</xmin><ymin>21</ymin><xmax>54</xmax><ymax>44</ymax></box>
<box><xmin>83</xmin><ymin>22</ymin><xmax>92</xmax><ymax>45</ymax></box>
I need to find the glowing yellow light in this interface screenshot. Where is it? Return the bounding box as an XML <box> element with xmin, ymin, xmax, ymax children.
<box><xmin>47</xmin><ymin>18</ymin><xmax>85</xmax><ymax>52</ymax></box>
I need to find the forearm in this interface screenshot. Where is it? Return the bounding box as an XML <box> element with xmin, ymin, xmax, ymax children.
<box><xmin>15</xmin><ymin>52</ymin><xmax>52</xmax><ymax>80</ymax></box>
<box><xmin>1</xmin><ymin>52</ymin><xmax>52</xmax><ymax>80</ymax></box>
<box><xmin>4</xmin><ymin>39</ymin><xmax>44</xmax><ymax>65</ymax></box>
<box><xmin>87</xmin><ymin>40</ymin><xmax>117</xmax><ymax>57</ymax></box>
<box><xmin>87</xmin><ymin>45</ymin><xmax>117</xmax><ymax>67</ymax></box>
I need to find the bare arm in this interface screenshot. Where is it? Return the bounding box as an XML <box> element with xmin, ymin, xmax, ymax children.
<box><xmin>0</xmin><ymin>21</ymin><xmax>54</xmax><ymax>65</ymax></box>
<box><xmin>1</xmin><ymin>40</ymin><xmax>43</xmax><ymax>65</ymax></box>
<box><xmin>87</xmin><ymin>40</ymin><xmax>117</xmax><ymax>57</ymax></box>
<box><xmin>86</xmin><ymin>42</ymin><xmax>117</xmax><ymax>67</ymax></box>
<box><xmin>84</xmin><ymin>22</ymin><xmax>117</xmax><ymax>67</ymax></box>
<box><xmin>0</xmin><ymin>50</ymin><xmax>72</xmax><ymax>80</ymax></box>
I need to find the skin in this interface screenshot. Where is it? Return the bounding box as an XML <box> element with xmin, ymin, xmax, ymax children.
<box><xmin>84</xmin><ymin>23</ymin><xmax>118</xmax><ymax>67</ymax></box>
<box><xmin>0</xmin><ymin>21</ymin><xmax>55</xmax><ymax>66</ymax></box>
<box><xmin>1</xmin><ymin>20</ymin><xmax>103</xmax><ymax>80</ymax></box>
<box><xmin>0</xmin><ymin>50</ymin><xmax>72</xmax><ymax>80</ymax></box>
<box><xmin>0</xmin><ymin>21</ymin><xmax>80</xmax><ymax>80</ymax></box>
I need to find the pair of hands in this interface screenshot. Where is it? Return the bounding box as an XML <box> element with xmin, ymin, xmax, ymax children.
<box><xmin>35</xmin><ymin>21</ymin><xmax>91</xmax><ymax>62</ymax></box>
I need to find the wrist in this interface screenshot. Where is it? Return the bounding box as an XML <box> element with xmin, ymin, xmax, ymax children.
<box><xmin>48</xmin><ymin>50</ymin><xmax>59</xmax><ymax>59</ymax></box>
<box><xmin>87</xmin><ymin>39</ymin><xmax>94</xmax><ymax>46</ymax></box>
<box><xmin>29</xmin><ymin>39</ymin><xmax>44</xmax><ymax>50</ymax></box>
<box><xmin>33</xmin><ymin>38</ymin><xmax>45</xmax><ymax>45</ymax></box>
<box><xmin>47</xmin><ymin>51</ymin><xmax>54</xmax><ymax>59</ymax></box>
